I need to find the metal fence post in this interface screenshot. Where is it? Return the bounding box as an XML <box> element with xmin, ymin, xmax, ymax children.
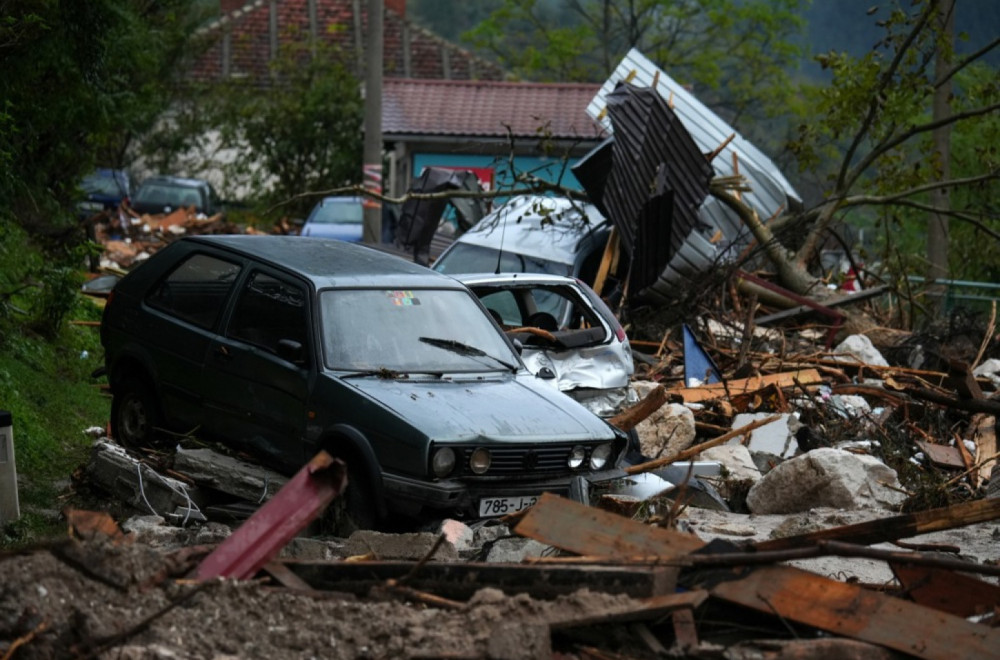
<box><xmin>0</xmin><ymin>410</ymin><xmax>20</xmax><ymax>525</ymax></box>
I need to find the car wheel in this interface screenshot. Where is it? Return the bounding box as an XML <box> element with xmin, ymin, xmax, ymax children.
<box><xmin>111</xmin><ymin>377</ymin><xmax>162</xmax><ymax>448</ymax></box>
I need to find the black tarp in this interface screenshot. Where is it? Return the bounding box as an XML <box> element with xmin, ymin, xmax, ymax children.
<box><xmin>394</xmin><ymin>167</ymin><xmax>486</xmax><ymax>266</ymax></box>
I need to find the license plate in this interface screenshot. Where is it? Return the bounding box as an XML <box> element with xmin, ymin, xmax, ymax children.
<box><xmin>479</xmin><ymin>495</ymin><xmax>539</xmax><ymax>517</ymax></box>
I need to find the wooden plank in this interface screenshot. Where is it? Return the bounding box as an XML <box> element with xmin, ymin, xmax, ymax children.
<box><xmin>971</xmin><ymin>413</ymin><xmax>997</xmax><ymax>483</ymax></box>
<box><xmin>591</xmin><ymin>226</ymin><xmax>618</xmax><ymax>297</ymax></box>
<box><xmin>755</xmin><ymin>497</ymin><xmax>1000</xmax><ymax>552</ymax></box>
<box><xmin>670</xmin><ymin>608</ymin><xmax>699</xmax><ymax>651</ymax></box>
<box><xmin>262</xmin><ymin>561</ymin><xmax>316</xmax><ymax>591</ymax></box>
<box><xmin>891</xmin><ymin>562</ymin><xmax>1000</xmax><ymax>618</ymax></box>
<box><xmin>667</xmin><ymin>369</ymin><xmax>822</xmax><ymax>403</ymax></box>
<box><xmin>549</xmin><ymin>589</ymin><xmax>707</xmax><ymax>630</ymax></box>
<box><xmin>608</xmin><ymin>384</ymin><xmax>667</xmax><ymax>432</ymax></box>
<box><xmin>709</xmin><ymin>565</ymin><xmax>1000</xmax><ymax>660</ymax></box>
<box><xmin>514</xmin><ymin>492</ymin><xmax>704</xmax><ymax>558</ymax></box>
<box><xmin>285</xmin><ymin>558</ymin><xmax>678</xmax><ymax>600</ymax></box>
<box><xmin>915</xmin><ymin>440</ymin><xmax>966</xmax><ymax>469</ymax></box>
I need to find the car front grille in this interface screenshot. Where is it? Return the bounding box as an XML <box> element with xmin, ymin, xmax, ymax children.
<box><xmin>455</xmin><ymin>443</ymin><xmax>615</xmax><ymax>477</ymax></box>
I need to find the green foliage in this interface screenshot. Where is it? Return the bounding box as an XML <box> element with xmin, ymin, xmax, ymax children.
<box><xmin>463</xmin><ymin>0</ymin><xmax>807</xmax><ymax>131</ymax></box>
<box><xmin>0</xmin><ymin>0</ymin><xmax>205</xmax><ymax>234</ymax></box>
<box><xmin>142</xmin><ymin>40</ymin><xmax>364</xmax><ymax>220</ymax></box>
<box><xmin>0</xmin><ymin>229</ymin><xmax>109</xmax><ymax>546</ymax></box>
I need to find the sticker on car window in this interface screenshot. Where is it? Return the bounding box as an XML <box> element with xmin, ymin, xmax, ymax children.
<box><xmin>387</xmin><ymin>290</ymin><xmax>420</xmax><ymax>306</ymax></box>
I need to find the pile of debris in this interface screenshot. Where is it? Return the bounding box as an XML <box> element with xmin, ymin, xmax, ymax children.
<box><xmin>3</xmin><ymin>314</ymin><xmax>997</xmax><ymax>658</ymax></box>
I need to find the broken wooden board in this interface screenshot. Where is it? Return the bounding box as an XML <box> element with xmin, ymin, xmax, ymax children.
<box><xmin>284</xmin><ymin>559</ymin><xmax>678</xmax><ymax>600</ymax></box>
<box><xmin>891</xmin><ymin>562</ymin><xmax>1000</xmax><ymax>618</ymax></box>
<box><xmin>666</xmin><ymin>369</ymin><xmax>822</xmax><ymax>403</ymax></box>
<box><xmin>755</xmin><ymin>497</ymin><xmax>1000</xmax><ymax>551</ymax></box>
<box><xmin>608</xmin><ymin>384</ymin><xmax>667</xmax><ymax>432</ymax></box>
<box><xmin>514</xmin><ymin>492</ymin><xmax>704</xmax><ymax>557</ymax></box>
<box><xmin>548</xmin><ymin>589</ymin><xmax>707</xmax><ymax>630</ymax></box>
<box><xmin>915</xmin><ymin>440</ymin><xmax>966</xmax><ymax>469</ymax></box>
<box><xmin>708</xmin><ymin>564</ymin><xmax>1000</xmax><ymax>660</ymax></box>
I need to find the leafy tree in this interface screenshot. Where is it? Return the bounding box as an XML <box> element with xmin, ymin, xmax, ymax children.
<box><xmin>723</xmin><ymin>0</ymin><xmax>999</xmax><ymax>326</ymax></box>
<box><xmin>463</xmin><ymin>0</ymin><xmax>806</xmax><ymax>130</ymax></box>
<box><xmin>0</xmin><ymin>0</ymin><xmax>205</xmax><ymax>233</ymax></box>
<box><xmin>140</xmin><ymin>40</ymin><xmax>363</xmax><ymax>220</ymax></box>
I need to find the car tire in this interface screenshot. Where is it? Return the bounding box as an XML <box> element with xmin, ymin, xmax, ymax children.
<box><xmin>111</xmin><ymin>376</ymin><xmax>163</xmax><ymax>448</ymax></box>
<box><xmin>315</xmin><ymin>459</ymin><xmax>379</xmax><ymax>537</ymax></box>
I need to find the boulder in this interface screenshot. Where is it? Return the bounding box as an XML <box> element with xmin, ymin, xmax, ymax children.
<box><xmin>746</xmin><ymin>448</ymin><xmax>905</xmax><ymax>514</ymax></box>
<box><xmin>635</xmin><ymin>403</ymin><xmax>696</xmax><ymax>459</ymax></box>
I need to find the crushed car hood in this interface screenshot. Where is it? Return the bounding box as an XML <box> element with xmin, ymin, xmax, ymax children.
<box><xmin>344</xmin><ymin>373</ymin><xmax>615</xmax><ymax>443</ymax></box>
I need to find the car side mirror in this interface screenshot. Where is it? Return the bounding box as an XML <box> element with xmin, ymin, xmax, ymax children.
<box><xmin>276</xmin><ymin>338</ymin><xmax>305</xmax><ymax>365</ymax></box>
<box><xmin>536</xmin><ymin>366</ymin><xmax>556</xmax><ymax>380</ymax></box>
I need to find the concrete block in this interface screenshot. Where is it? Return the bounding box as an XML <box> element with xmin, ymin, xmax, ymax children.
<box><xmin>635</xmin><ymin>403</ymin><xmax>696</xmax><ymax>459</ymax></box>
<box><xmin>173</xmin><ymin>447</ymin><xmax>287</xmax><ymax>503</ymax></box>
<box><xmin>831</xmin><ymin>334</ymin><xmax>889</xmax><ymax>367</ymax></box>
<box><xmin>730</xmin><ymin>413</ymin><xmax>799</xmax><ymax>459</ymax></box>
<box><xmin>435</xmin><ymin>518</ymin><xmax>475</xmax><ymax>552</ymax></box>
<box><xmin>485</xmin><ymin>538</ymin><xmax>550</xmax><ymax>563</ymax></box>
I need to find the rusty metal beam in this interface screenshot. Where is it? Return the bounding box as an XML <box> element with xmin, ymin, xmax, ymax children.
<box><xmin>196</xmin><ymin>452</ymin><xmax>347</xmax><ymax>581</ymax></box>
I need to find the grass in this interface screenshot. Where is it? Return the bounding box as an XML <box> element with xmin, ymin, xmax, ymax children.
<box><xmin>0</xmin><ymin>230</ymin><xmax>111</xmax><ymax>546</ymax></box>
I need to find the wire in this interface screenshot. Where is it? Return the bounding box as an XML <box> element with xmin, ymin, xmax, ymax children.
<box><xmin>134</xmin><ymin>462</ymin><xmax>201</xmax><ymax>526</ymax></box>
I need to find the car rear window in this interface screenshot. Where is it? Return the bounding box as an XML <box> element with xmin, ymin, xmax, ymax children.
<box><xmin>146</xmin><ymin>253</ymin><xmax>241</xmax><ymax>329</ymax></box>
<box><xmin>309</xmin><ymin>200</ymin><xmax>363</xmax><ymax>224</ymax></box>
<box><xmin>433</xmin><ymin>243</ymin><xmax>572</xmax><ymax>277</ymax></box>
<box><xmin>134</xmin><ymin>183</ymin><xmax>202</xmax><ymax>208</ymax></box>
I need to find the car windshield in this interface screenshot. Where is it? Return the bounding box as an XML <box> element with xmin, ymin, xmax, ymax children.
<box><xmin>82</xmin><ymin>173</ymin><xmax>126</xmax><ymax>196</ymax></box>
<box><xmin>310</xmin><ymin>200</ymin><xmax>363</xmax><ymax>224</ymax></box>
<box><xmin>320</xmin><ymin>288</ymin><xmax>520</xmax><ymax>373</ymax></box>
<box><xmin>433</xmin><ymin>243</ymin><xmax>572</xmax><ymax>277</ymax></box>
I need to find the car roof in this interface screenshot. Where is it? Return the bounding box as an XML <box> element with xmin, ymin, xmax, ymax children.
<box><xmin>184</xmin><ymin>235</ymin><xmax>463</xmax><ymax>289</ymax></box>
<box><xmin>449</xmin><ymin>195</ymin><xmax>609</xmax><ymax>264</ymax></box>
<box><xmin>451</xmin><ymin>272</ymin><xmax>583</xmax><ymax>288</ymax></box>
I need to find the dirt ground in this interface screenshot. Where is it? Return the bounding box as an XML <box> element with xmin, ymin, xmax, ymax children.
<box><xmin>3</xmin><ymin>502</ymin><xmax>999</xmax><ymax>659</ymax></box>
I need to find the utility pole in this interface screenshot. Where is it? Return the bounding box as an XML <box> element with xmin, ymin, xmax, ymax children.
<box><xmin>362</xmin><ymin>0</ymin><xmax>383</xmax><ymax>244</ymax></box>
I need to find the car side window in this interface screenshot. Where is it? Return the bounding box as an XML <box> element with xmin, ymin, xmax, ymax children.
<box><xmin>146</xmin><ymin>253</ymin><xmax>241</xmax><ymax>329</ymax></box>
<box><xmin>228</xmin><ymin>271</ymin><xmax>308</xmax><ymax>360</ymax></box>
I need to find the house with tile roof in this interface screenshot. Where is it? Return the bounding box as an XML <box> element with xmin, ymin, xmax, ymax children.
<box><xmin>188</xmin><ymin>1</ymin><xmax>606</xmax><ymax>198</ymax></box>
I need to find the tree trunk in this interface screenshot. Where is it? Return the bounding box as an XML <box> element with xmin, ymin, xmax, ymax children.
<box><xmin>926</xmin><ymin>0</ymin><xmax>954</xmax><ymax>314</ymax></box>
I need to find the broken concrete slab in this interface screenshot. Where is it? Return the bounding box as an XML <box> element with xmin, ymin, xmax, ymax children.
<box><xmin>746</xmin><ymin>448</ymin><xmax>905</xmax><ymax>514</ymax></box>
<box><xmin>86</xmin><ymin>441</ymin><xmax>204</xmax><ymax>521</ymax></box>
<box><xmin>729</xmin><ymin>412</ymin><xmax>800</xmax><ymax>459</ymax></box>
<box><xmin>173</xmin><ymin>446</ymin><xmax>288</xmax><ymax>503</ymax></box>
<box><xmin>485</xmin><ymin>538</ymin><xmax>552</xmax><ymax>563</ymax></box>
<box><xmin>698</xmin><ymin>445</ymin><xmax>761</xmax><ymax>483</ymax></box>
<box><xmin>434</xmin><ymin>518</ymin><xmax>475</xmax><ymax>553</ymax></box>
<box><xmin>344</xmin><ymin>530</ymin><xmax>459</xmax><ymax>561</ymax></box>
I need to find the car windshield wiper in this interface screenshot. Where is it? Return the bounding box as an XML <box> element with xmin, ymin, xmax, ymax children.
<box><xmin>339</xmin><ymin>367</ymin><xmax>444</xmax><ymax>379</ymax></box>
<box><xmin>418</xmin><ymin>337</ymin><xmax>518</xmax><ymax>372</ymax></box>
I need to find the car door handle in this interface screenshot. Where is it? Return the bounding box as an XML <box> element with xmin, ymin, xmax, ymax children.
<box><xmin>214</xmin><ymin>345</ymin><xmax>233</xmax><ymax>361</ymax></box>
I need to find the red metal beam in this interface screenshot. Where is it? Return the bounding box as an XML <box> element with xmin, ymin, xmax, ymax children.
<box><xmin>196</xmin><ymin>452</ymin><xmax>347</xmax><ymax>580</ymax></box>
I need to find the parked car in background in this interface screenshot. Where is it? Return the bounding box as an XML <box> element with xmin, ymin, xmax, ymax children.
<box><xmin>300</xmin><ymin>196</ymin><xmax>365</xmax><ymax>242</ymax></box>
<box><xmin>130</xmin><ymin>175</ymin><xmax>222</xmax><ymax>216</ymax></box>
<box><xmin>101</xmin><ymin>235</ymin><xmax>628</xmax><ymax>528</ymax></box>
<box><xmin>454</xmin><ymin>273</ymin><xmax>635</xmax><ymax>417</ymax></box>
<box><xmin>76</xmin><ymin>169</ymin><xmax>131</xmax><ymax>219</ymax></box>
<box><xmin>432</xmin><ymin>195</ymin><xmax>612</xmax><ymax>285</ymax></box>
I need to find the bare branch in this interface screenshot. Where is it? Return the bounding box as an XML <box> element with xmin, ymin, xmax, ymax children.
<box><xmin>841</xmin><ymin>198</ymin><xmax>1000</xmax><ymax>242</ymax></box>
<box><xmin>835</xmin><ymin>2</ymin><xmax>937</xmax><ymax>192</ymax></box>
<box><xmin>936</xmin><ymin>36</ymin><xmax>1000</xmax><ymax>89</ymax></box>
<box><xmin>840</xmin><ymin>171</ymin><xmax>1000</xmax><ymax>206</ymax></box>
<box><xmin>845</xmin><ymin>101</ymin><xmax>1000</xmax><ymax>187</ymax></box>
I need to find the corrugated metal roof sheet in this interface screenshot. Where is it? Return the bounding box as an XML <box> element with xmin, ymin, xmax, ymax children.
<box><xmin>586</xmin><ymin>49</ymin><xmax>801</xmax><ymax>255</ymax></box>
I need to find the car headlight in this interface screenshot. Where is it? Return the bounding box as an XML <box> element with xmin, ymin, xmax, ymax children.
<box><xmin>590</xmin><ymin>443</ymin><xmax>613</xmax><ymax>469</ymax></box>
<box><xmin>568</xmin><ymin>445</ymin><xmax>586</xmax><ymax>469</ymax></box>
<box><xmin>470</xmin><ymin>447</ymin><xmax>492</xmax><ymax>474</ymax></box>
<box><xmin>432</xmin><ymin>447</ymin><xmax>456</xmax><ymax>477</ymax></box>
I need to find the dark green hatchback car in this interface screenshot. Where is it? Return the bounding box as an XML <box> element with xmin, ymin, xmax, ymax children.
<box><xmin>101</xmin><ymin>235</ymin><xmax>627</xmax><ymax>525</ymax></box>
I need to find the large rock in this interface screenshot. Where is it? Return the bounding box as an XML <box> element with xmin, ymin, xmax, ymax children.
<box><xmin>635</xmin><ymin>402</ymin><xmax>696</xmax><ymax>459</ymax></box>
<box><xmin>746</xmin><ymin>448</ymin><xmax>905</xmax><ymax>514</ymax></box>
